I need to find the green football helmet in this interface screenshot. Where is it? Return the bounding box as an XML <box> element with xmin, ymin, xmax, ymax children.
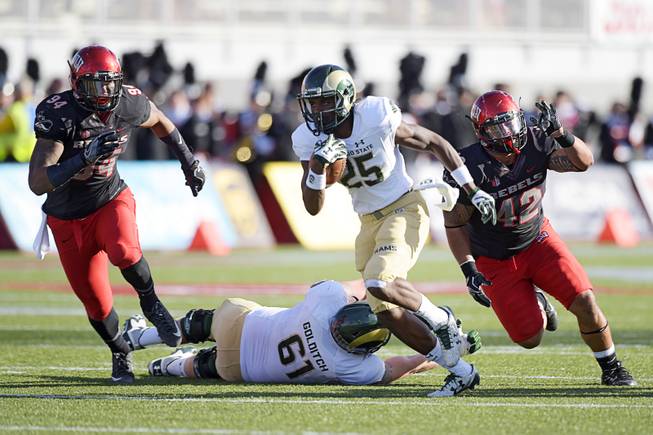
<box><xmin>297</xmin><ymin>64</ymin><xmax>356</xmax><ymax>136</ymax></box>
<box><xmin>330</xmin><ymin>301</ymin><xmax>391</xmax><ymax>355</ymax></box>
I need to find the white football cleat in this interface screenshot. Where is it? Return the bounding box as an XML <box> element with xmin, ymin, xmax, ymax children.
<box><xmin>148</xmin><ymin>348</ymin><xmax>198</xmax><ymax>377</ymax></box>
<box><xmin>433</xmin><ymin>306</ymin><xmax>463</xmax><ymax>367</ymax></box>
<box><xmin>122</xmin><ymin>314</ymin><xmax>148</xmax><ymax>351</ymax></box>
<box><xmin>428</xmin><ymin>365</ymin><xmax>480</xmax><ymax>398</ymax></box>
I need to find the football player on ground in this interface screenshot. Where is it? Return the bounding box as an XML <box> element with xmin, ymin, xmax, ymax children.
<box><xmin>123</xmin><ymin>280</ymin><xmax>478</xmax><ymax>389</ymax></box>
<box><xmin>292</xmin><ymin>64</ymin><xmax>494</xmax><ymax>396</ymax></box>
<box><xmin>28</xmin><ymin>45</ymin><xmax>206</xmax><ymax>384</ymax></box>
<box><xmin>443</xmin><ymin>90</ymin><xmax>636</xmax><ymax>386</ymax></box>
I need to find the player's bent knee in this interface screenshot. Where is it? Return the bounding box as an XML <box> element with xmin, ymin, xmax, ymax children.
<box><xmin>108</xmin><ymin>243</ymin><xmax>142</xmax><ymax>269</ymax></box>
<box><xmin>193</xmin><ymin>346</ymin><xmax>220</xmax><ymax>379</ymax></box>
<box><xmin>516</xmin><ymin>332</ymin><xmax>543</xmax><ymax>349</ymax></box>
<box><xmin>180</xmin><ymin>309</ymin><xmax>215</xmax><ymax>343</ymax></box>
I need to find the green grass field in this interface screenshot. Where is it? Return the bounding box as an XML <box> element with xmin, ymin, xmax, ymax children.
<box><xmin>0</xmin><ymin>244</ymin><xmax>652</xmax><ymax>434</ymax></box>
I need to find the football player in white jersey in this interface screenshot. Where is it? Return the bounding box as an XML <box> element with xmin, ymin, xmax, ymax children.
<box><xmin>292</xmin><ymin>64</ymin><xmax>495</xmax><ymax>396</ymax></box>
<box><xmin>122</xmin><ymin>280</ymin><xmax>458</xmax><ymax>387</ymax></box>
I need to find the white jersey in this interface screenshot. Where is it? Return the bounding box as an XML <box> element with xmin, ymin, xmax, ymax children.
<box><xmin>292</xmin><ymin>96</ymin><xmax>414</xmax><ymax>214</ymax></box>
<box><xmin>239</xmin><ymin>281</ymin><xmax>385</xmax><ymax>384</ymax></box>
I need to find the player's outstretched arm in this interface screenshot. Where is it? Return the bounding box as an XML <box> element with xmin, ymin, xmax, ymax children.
<box><xmin>445</xmin><ymin>204</ymin><xmax>492</xmax><ymax>307</ymax></box>
<box><xmin>141</xmin><ymin>101</ymin><xmax>206</xmax><ymax>196</ymax></box>
<box><xmin>548</xmin><ymin>137</ymin><xmax>594</xmax><ymax>173</ymax></box>
<box><xmin>28</xmin><ymin>138</ymin><xmax>64</xmax><ymax>195</ymax></box>
<box><xmin>377</xmin><ymin>355</ymin><xmax>437</xmax><ymax>385</ymax></box>
<box><xmin>300</xmin><ymin>160</ymin><xmax>326</xmax><ymax>215</ymax></box>
<box><xmin>533</xmin><ymin>100</ymin><xmax>593</xmax><ymax>173</ymax></box>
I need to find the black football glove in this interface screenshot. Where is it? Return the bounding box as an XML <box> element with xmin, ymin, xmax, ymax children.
<box><xmin>461</xmin><ymin>261</ymin><xmax>492</xmax><ymax>308</ymax></box>
<box><xmin>82</xmin><ymin>131</ymin><xmax>120</xmax><ymax>165</ymax></box>
<box><xmin>182</xmin><ymin>160</ymin><xmax>206</xmax><ymax>197</ymax></box>
<box><xmin>531</xmin><ymin>101</ymin><xmax>562</xmax><ymax>137</ymax></box>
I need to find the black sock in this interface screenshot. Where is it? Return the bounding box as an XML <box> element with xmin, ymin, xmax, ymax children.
<box><xmin>121</xmin><ymin>256</ymin><xmax>159</xmax><ymax>311</ymax></box>
<box><xmin>596</xmin><ymin>353</ymin><xmax>619</xmax><ymax>372</ymax></box>
<box><xmin>88</xmin><ymin>308</ymin><xmax>131</xmax><ymax>354</ymax></box>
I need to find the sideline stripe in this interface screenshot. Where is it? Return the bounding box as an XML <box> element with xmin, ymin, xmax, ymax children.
<box><xmin>0</xmin><ymin>426</ymin><xmax>333</xmax><ymax>434</ymax></box>
<box><xmin>0</xmin><ymin>394</ymin><xmax>651</xmax><ymax>409</ymax></box>
<box><xmin>5</xmin><ymin>281</ymin><xmax>652</xmax><ymax>296</ymax></box>
<box><xmin>1</xmin><ymin>366</ymin><xmax>651</xmax><ymax>382</ymax></box>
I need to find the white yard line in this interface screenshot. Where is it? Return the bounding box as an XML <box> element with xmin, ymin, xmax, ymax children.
<box><xmin>0</xmin><ymin>394</ymin><xmax>650</xmax><ymax>409</ymax></box>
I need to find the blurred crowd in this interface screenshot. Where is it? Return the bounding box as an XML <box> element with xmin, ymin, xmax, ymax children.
<box><xmin>2</xmin><ymin>43</ymin><xmax>653</xmax><ymax>183</ymax></box>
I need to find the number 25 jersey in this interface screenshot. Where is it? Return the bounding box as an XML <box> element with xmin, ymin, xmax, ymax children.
<box><xmin>292</xmin><ymin>96</ymin><xmax>413</xmax><ymax>214</ymax></box>
<box><xmin>239</xmin><ymin>280</ymin><xmax>385</xmax><ymax>384</ymax></box>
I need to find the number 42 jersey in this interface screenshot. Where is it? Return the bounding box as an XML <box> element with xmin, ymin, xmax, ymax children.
<box><xmin>239</xmin><ymin>280</ymin><xmax>385</xmax><ymax>384</ymax></box>
<box><xmin>292</xmin><ymin>96</ymin><xmax>413</xmax><ymax>214</ymax></box>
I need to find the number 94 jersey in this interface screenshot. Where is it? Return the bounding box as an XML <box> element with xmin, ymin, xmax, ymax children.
<box><xmin>239</xmin><ymin>280</ymin><xmax>385</xmax><ymax>384</ymax></box>
<box><xmin>292</xmin><ymin>96</ymin><xmax>413</xmax><ymax>214</ymax></box>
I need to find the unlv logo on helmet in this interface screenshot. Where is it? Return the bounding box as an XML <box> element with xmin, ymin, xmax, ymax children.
<box><xmin>470</xmin><ymin>90</ymin><xmax>527</xmax><ymax>155</ymax></box>
<box><xmin>68</xmin><ymin>45</ymin><xmax>123</xmax><ymax>112</ymax></box>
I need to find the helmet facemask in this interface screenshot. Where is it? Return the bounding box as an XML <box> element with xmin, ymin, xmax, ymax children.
<box><xmin>297</xmin><ymin>65</ymin><xmax>356</xmax><ymax>136</ymax></box>
<box><xmin>476</xmin><ymin>110</ymin><xmax>527</xmax><ymax>155</ymax></box>
<box><xmin>71</xmin><ymin>70</ymin><xmax>123</xmax><ymax>112</ymax></box>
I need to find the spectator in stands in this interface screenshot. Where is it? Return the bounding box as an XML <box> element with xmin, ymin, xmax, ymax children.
<box><xmin>599</xmin><ymin>102</ymin><xmax>633</xmax><ymax>164</ymax></box>
<box><xmin>0</xmin><ymin>80</ymin><xmax>36</xmax><ymax>162</ymax></box>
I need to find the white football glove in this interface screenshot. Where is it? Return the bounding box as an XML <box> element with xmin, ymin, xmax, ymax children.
<box><xmin>470</xmin><ymin>188</ymin><xmax>497</xmax><ymax>225</ymax></box>
<box><xmin>313</xmin><ymin>135</ymin><xmax>347</xmax><ymax>166</ymax></box>
<box><xmin>414</xmin><ymin>177</ymin><xmax>460</xmax><ymax>211</ymax></box>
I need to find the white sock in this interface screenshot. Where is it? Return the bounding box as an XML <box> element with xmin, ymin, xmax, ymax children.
<box><xmin>415</xmin><ymin>294</ymin><xmax>449</xmax><ymax>328</ymax></box>
<box><xmin>426</xmin><ymin>339</ymin><xmax>442</xmax><ymax>361</ymax></box>
<box><xmin>426</xmin><ymin>340</ymin><xmax>473</xmax><ymax>377</ymax></box>
<box><xmin>593</xmin><ymin>344</ymin><xmax>615</xmax><ymax>359</ymax></box>
<box><xmin>139</xmin><ymin>327</ymin><xmax>163</xmax><ymax>347</ymax></box>
<box><xmin>165</xmin><ymin>355</ymin><xmax>193</xmax><ymax>377</ymax></box>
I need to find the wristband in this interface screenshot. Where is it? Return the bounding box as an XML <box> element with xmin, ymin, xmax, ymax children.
<box><xmin>305</xmin><ymin>168</ymin><xmax>326</xmax><ymax>190</ymax></box>
<box><xmin>555</xmin><ymin>130</ymin><xmax>575</xmax><ymax>148</ymax></box>
<box><xmin>451</xmin><ymin>166</ymin><xmax>474</xmax><ymax>186</ymax></box>
<box><xmin>46</xmin><ymin>153</ymin><xmax>87</xmax><ymax>188</ymax></box>
<box><xmin>460</xmin><ymin>260</ymin><xmax>478</xmax><ymax>278</ymax></box>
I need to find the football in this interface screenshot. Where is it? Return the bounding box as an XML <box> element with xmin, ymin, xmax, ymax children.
<box><xmin>309</xmin><ymin>156</ymin><xmax>347</xmax><ymax>186</ymax></box>
<box><xmin>325</xmin><ymin>158</ymin><xmax>347</xmax><ymax>186</ymax></box>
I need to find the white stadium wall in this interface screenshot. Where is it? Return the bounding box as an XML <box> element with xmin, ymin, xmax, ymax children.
<box><xmin>1</xmin><ymin>0</ymin><xmax>653</xmax><ymax>112</ymax></box>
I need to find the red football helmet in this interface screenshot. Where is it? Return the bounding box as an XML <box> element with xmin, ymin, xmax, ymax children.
<box><xmin>68</xmin><ymin>45</ymin><xmax>123</xmax><ymax>112</ymax></box>
<box><xmin>470</xmin><ymin>90</ymin><xmax>527</xmax><ymax>154</ymax></box>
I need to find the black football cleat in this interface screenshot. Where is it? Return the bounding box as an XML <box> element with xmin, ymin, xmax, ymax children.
<box><xmin>142</xmin><ymin>299</ymin><xmax>181</xmax><ymax>347</ymax></box>
<box><xmin>535</xmin><ymin>290</ymin><xmax>558</xmax><ymax>332</ymax></box>
<box><xmin>111</xmin><ymin>352</ymin><xmax>134</xmax><ymax>384</ymax></box>
<box><xmin>601</xmin><ymin>361</ymin><xmax>637</xmax><ymax>386</ymax></box>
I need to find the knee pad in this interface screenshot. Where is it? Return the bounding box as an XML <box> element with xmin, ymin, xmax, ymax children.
<box><xmin>193</xmin><ymin>346</ymin><xmax>219</xmax><ymax>379</ymax></box>
<box><xmin>120</xmin><ymin>257</ymin><xmax>153</xmax><ymax>291</ymax></box>
<box><xmin>180</xmin><ymin>309</ymin><xmax>215</xmax><ymax>343</ymax></box>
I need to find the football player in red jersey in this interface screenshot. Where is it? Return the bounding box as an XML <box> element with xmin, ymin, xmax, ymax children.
<box><xmin>28</xmin><ymin>45</ymin><xmax>206</xmax><ymax>383</ymax></box>
<box><xmin>443</xmin><ymin>90</ymin><xmax>636</xmax><ymax>386</ymax></box>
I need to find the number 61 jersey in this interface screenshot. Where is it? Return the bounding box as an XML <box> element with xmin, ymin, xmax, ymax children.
<box><xmin>292</xmin><ymin>96</ymin><xmax>413</xmax><ymax>214</ymax></box>
<box><xmin>239</xmin><ymin>281</ymin><xmax>385</xmax><ymax>384</ymax></box>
